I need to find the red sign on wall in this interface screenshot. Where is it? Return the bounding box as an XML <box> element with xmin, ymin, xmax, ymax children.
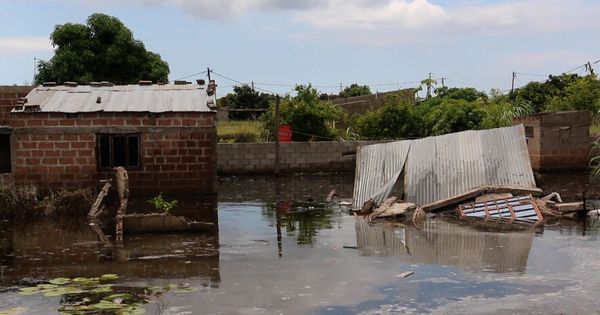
<box><xmin>278</xmin><ymin>124</ymin><xmax>292</xmax><ymax>143</ymax></box>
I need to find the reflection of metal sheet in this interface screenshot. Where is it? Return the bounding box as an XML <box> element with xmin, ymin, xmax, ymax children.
<box><xmin>458</xmin><ymin>195</ymin><xmax>543</xmax><ymax>225</ymax></box>
<box><xmin>352</xmin><ymin>125</ymin><xmax>536</xmax><ymax>208</ymax></box>
<box><xmin>355</xmin><ymin>218</ymin><xmax>535</xmax><ymax>273</ymax></box>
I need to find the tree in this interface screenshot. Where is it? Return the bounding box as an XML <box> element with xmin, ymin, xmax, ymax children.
<box><xmin>262</xmin><ymin>85</ymin><xmax>342</xmax><ymax>141</ymax></box>
<box><xmin>219</xmin><ymin>85</ymin><xmax>275</xmax><ymax>119</ymax></box>
<box><xmin>425</xmin><ymin>99</ymin><xmax>486</xmax><ymax>135</ymax></box>
<box><xmin>35</xmin><ymin>13</ymin><xmax>169</xmax><ymax>84</ymax></box>
<box><xmin>354</xmin><ymin>94</ymin><xmax>420</xmax><ymax>140</ymax></box>
<box><xmin>339</xmin><ymin>84</ymin><xmax>372</xmax><ymax>98</ymax></box>
<box><xmin>435</xmin><ymin>87</ymin><xmax>487</xmax><ymax>102</ymax></box>
<box><xmin>546</xmin><ymin>75</ymin><xmax>600</xmax><ymax>114</ymax></box>
<box><xmin>510</xmin><ymin>74</ymin><xmax>580</xmax><ymax>113</ymax></box>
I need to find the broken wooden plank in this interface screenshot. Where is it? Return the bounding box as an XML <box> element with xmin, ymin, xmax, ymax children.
<box><xmin>396</xmin><ymin>271</ymin><xmax>414</xmax><ymax>278</ymax></box>
<box><xmin>88</xmin><ymin>181</ymin><xmax>112</xmax><ymax>219</ymax></box>
<box><xmin>555</xmin><ymin>202</ymin><xmax>584</xmax><ymax>212</ymax></box>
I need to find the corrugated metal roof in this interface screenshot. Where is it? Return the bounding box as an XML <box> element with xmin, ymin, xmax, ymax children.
<box><xmin>352</xmin><ymin>125</ymin><xmax>536</xmax><ymax>208</ymax></box>
<box><xmin>17</xmin><ymin>84</ymin><xmax>216</xmax><ymax>113</ymax></box>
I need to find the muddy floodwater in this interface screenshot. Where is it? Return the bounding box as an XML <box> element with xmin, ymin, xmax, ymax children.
<box><xmin>2</xmin><ymin>173</ymin><xmax>600</xmax><ymax>314</ymax></box>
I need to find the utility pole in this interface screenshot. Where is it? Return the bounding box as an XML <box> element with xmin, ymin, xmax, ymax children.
<box><xmin>426</xmin><ymin>72</ymin><xmax>432</xmax><ymax>99</ymax></box>
<box><xmin>33</xmin><ymin>57</ymin><xmax>37</xmax><ymax>84</ymax></box>
<box><xmin>511</xmin><ymin>72</ymin><xmax>516</xmax><ymax>93</ymax></box>
<box><xmin>586</xmin><ymin>62</ymin><xmax>595</xmax><ymax>76</ymax></box>
<box><xmin>441</xmin><ymin>77</ymin><xmax>446</xmax><ymax>88</ymax></box>
<box><xmin>274</xmin><ymin>95</ymin><xmax>281</xmax><ymax>176</ymax></box>
<box><xmin>251</xmin><ymin>81</ymin><xmax>255</xmax><ymax>91</ymax></box>
<box><xmin>340</xmin><ymin>82</ymin><xmax>343</xmax><ymax>94</ymax></box>
<box><xmin>207</xmin><ymin>67</ymin><xmax>212</xmax><ymax>81</ymax></box>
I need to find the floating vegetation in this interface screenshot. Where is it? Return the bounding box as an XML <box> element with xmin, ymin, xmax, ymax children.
<box><xmin>16</xmin><ymin>275</ymin><xmax>199</xmax><ymax>314</ymax></box>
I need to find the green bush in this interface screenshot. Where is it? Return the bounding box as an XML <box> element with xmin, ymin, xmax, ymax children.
<box><xmin>148</xmin><ymin>193</ymin><xmax>178</xmax><ymax>213</ymax></box>
<box><xmin>424</xmin><ymin>99</ymin><xmax>487</xmax><ymax>136</ymax></box>
<box><xmin>353</xmin><ymin>94</ymin><xmax>421</xmax><ymax>140</ymax></box>
<box><xmin>262</xmin><ymin>85</ymin><xmax>343</xmax><ymax>141</ymax></box>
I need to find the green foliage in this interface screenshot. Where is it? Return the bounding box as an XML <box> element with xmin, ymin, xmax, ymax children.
<box><xmin>354</xmin><ymin>94</ymin><xmax>420</xmax><ymax>140</ymax></box>
<box><xmin>36</xmin><ymin>13</ymin><xmax>169</xmax><ymax>84</ymax></box>
<box><xmin>546</xmin><ymin>75</ymin><xmax>600</xmax><ymax>114</ymax></box>
<box><xmin>262</xmin><ymin>85</ymin><xmax>343</xmax><ymax>141</ymax></box>
<box><xmin>590</xmin><ymin>136</ymin><xmax>600</xmax><ymax>179</ymax></box>
<box><xmin>217</xmin><ymin>120</ymin><xmax>264</xmax><ymax>143</ymax></box>
<box><xmin>218</xmin><ymin>85</ymin><xmax>275</xmax><ymax>119</ymax></box>
<box><xmin>425</xmin><ymin>99</ymin><xmax>487</xmax><ymax>135</ymax></box>
<box><xmin>436</xmin><ymin>86</ymin><xmax>487</xmax><ymax>102</ymax></box>
<box><xmin>0</xmin><ymin>185</ymin><xmax>40</xmax><ymax>218</ymax></box>
<box><xmin>40</xmin><ymin>188</ymin><xmax>94</xmax><ymax>217</ymax></box>
<box><xmin>510</xmin><ymin>73</ymin><xmax>583</xmax><ymax>113</ymax></box>
<box><xmin>480</xmin><ymin>100</ymin><xmax>534</xmax><ymax>129</ymax></box>
<box><xmin>339</xmin><ymin>83</ymin><xmax>372</xmax><ymax>98</ymax></box>
<box><xmin>148</xmin><ymin>193</ymin><xmax>178</xmax><ymax>213</ymax></box>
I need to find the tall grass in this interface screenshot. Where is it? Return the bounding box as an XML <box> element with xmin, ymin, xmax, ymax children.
<box><xmin>217</xmin><ymin>120</ymin><xmax>265</xmax><ymax>143</ymax></box>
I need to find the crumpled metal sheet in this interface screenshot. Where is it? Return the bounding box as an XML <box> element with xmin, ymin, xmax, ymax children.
<box><xmin>352</xmin><ymin>125</ymin><xmax>536</xmax><ymax>208</ymax></box>
<box><xmin>352</xmin><ymin>141</ymin><xmax>411</xmax><ymax>209</ymax></box>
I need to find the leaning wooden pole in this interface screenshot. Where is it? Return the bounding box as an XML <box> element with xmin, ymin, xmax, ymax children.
<box><xmin>274</xmin><ymin>95</ymin><xmax>281</xmax><ymax>175</ymax></box>
<box><xmin>114</xmin><ymin>167</ymin><xmax>129</xmax><ymax>246</ymax></box>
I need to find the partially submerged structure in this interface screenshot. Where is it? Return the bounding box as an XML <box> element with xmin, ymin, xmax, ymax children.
<box><xmin>512</xmin><ymin>110</ymin><xmax>592</xmax><ymax>171</ymax></box>
<box><xmin>3</xmin><ymin>81</ymin><xmax>217</xmax><ymax>195</ymax></box>
<box><xmin>352</xmin><ymin>125</ymin><xmax>537</xmax><ymax>210</ymax></box>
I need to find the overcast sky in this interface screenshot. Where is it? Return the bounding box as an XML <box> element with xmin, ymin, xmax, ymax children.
<box><xmin>1</xmin><ymin>0</ymin><xmax>599</xmax><ymax>96</ymax></box>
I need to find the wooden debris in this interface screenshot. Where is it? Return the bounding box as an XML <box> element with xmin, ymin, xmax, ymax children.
<box><xmin>325</xmin><ymin>190</ymin><xmax>338</xmax><ymax>202</ymax></box>
<box><xmin>555</xmin><ymin>202</ymin><xmax>584</xmax><ymax>212</ymax></box>
<box><xmin>588</xmin><ymin>210</ymin><xmax>600</xmax><ymax>216</ymax></box>
<box><xmin>396</xmin><ymin>271</ymin><xmax>414</xmax><ymax>278</ymax></box>
<box><xmin>114</xmin><ymin>167</ymin><xmax>129</xmax><ymax>245</ymax></box>
<box><xmin>88</xmin><ymin>180</ymin><xmax>112</xmax><ymax>219</ymax></box>
<box><xmin>476</xmin><ymin>193</ymin><xmax>513</xmax><ymax>203</ymax></box>
<box><xmin>89</xmin><ymin>222</ymin><xmax>112</xmax><ymax>247</ymax></box>
<box><xmin>361</xmin><ymin>199</ymin><xmax>376</xmax><ymax>212</ymax></box>
<box><xmin>541</xmin><ymin>192</ymin><xmax>563</xmax><ymax>203</ymax></box>
<box><xmin>369</xmin><ymin>202</ymin><xmax>416</xmax><ymax>220</ymax></box>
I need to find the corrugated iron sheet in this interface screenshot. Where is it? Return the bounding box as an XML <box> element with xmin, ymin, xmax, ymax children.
<box><xmin>18</xmin><ymin>84</ymin><xmax>215</xmax><ymax>113</ymax></box>
<box><xmin>352</xmin><ymin>141</ymin><xmax>411</xmax><ymax>208</ymax></box>
<box><xmin>352</xmin><ymin>125</ymin><xmax>536</xmax><ymax>208</ymax></box>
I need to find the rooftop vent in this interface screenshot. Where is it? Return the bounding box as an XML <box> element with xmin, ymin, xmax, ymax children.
<box><xmin>42</xmin><ymin>82</ymin><xmax>56</xmax><ymax>87</ymax></box>
<box><xmin>197</xmin><ymin>79</ymin><xmax>206</xmax><ymax>85</ymax></box>
<box><xmin>139</xmin><ymin>80</ymin><xmax>152</xmax><ymax>86</ymax></box>
<box><xmin>96</xmin><ymin>97</ymin><xmax>102</xmax><ymax>104</ymax></box>
<box><xmin>207</xmin><ymin>80</ymin><xmax>217</xmax><ymax>96</ymax></box>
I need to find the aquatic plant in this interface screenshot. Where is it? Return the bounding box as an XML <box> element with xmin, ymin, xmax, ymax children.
<box><xmin>15</xmin><ymin>274</ymin><xmax>199</xmax><ymax>315</ymax></box>
<box><xmin>147</xmin><ymin>193</ymin><xmax>178</xmax><ymax>213</ymax></box>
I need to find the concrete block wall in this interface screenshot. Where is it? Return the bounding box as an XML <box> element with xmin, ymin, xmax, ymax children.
<box><xmin>218</xmin><ymin>141</ymin><xmax>379</xmax><ymax>174</ymax></box>
<box><xmin>9</xmin><ymin>112</ymin><xmax>216</xmax><ymax>195</ymax></box>
<box><xmin>514</xmin><ymin>111</ymin><xmax>592</xmax><ymax>171</ymax></box>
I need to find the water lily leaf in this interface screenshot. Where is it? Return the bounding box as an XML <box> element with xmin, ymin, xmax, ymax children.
<box><xmin>18</xmin><ymin>287</ymin><xmax>41</xmax><ymax>295</ymax></box>
<box><xmin>37</xmin><ymin>284</ymin><xmax>59</xmax><ymax>289</ymax></box>
<box><xmin>103</xmin><ymin>293</ymin><xmax>133</xmax><ymax>302</ymax></box>
<box><xmin>174</xmin><ymin>287</ymin><xmax>199</xmax><ymax>294</ymax></box>
<box><xmin>117</xmin><ymin>306</ymin><xmax>146</xmax><ymax>315</ymax></box>
<box><xmin>99</xmin><ymin>274</ymin><xmax>119</xmax><ymax>282</ymax></box>
<box><xmin>0</xmin><ymin>307</ymin><xmax>28</xmax><ymax>315</ymax></box>
<box><xmin>49</xmin><ymin>278</ymin><xmax>71</xmax><ymax>285</ymax></box>
<box><xmin>90</xmin><ymin>301</ymin><xmax>127</xmax><ymax>310</ymax></box>
<box><xmin>91</xmin><ymin>286</ymin><xmax>113</xmax><ymax>293</ymax></box>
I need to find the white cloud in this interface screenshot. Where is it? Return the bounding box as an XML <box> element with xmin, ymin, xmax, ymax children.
<box><xmin>0</xmin><ymin>37</ymin><xmax>52</xmax><ymax>55</ymax></box>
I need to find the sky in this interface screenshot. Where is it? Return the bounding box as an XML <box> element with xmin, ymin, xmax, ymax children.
<box><xmin>0</xmin><ymin>0</ymin><xmax>599</xmax><ymax>96</ymax></box>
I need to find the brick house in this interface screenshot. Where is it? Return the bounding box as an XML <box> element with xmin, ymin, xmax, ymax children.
<box><xmin>1</xmin><ymin>81</ymin><xmax>217</xmax><ymax>195</ymax></box>
<box><xmin>513</xmin><ymin>110</ymin><xmax>592</xmax><ymax>171</ymax></box>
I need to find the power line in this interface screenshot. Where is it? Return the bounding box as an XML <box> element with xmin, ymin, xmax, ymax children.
<box><xmin>174</xmin><ymin>70</ymin><xmax>208</xmax><ymax>81</ymax></box>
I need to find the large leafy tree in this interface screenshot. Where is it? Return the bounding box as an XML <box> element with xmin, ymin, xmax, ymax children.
<box><xmin>35</xmin><ymin>13</ymin><xmax>169</xmax><ymax>84</ymax></box>
<box><xmin>339</xmin><ymin>83</ymin><xmax>372</xmax><ymax>98</ymax></box>
<box><xmin>218</xmin><ymin>85</ymin><xmax>275</xmax><ymax>119</ymax></box>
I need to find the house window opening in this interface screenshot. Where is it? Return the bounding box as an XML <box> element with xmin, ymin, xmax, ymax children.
<box><xmin>0</xmin><ymin>134</ymin><xmax>11</xmax><ymax>173</ymax></box>
<box><xmin>97</xmin><ymin>134</ymin><xmax>141</xmax><ymax>170</ymax></box>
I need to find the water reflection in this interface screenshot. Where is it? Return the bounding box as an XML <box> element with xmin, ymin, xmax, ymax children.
<box><xmin>263</xmin><ymin>202</ymin><xmax>338</xmax><ymax>246</ymax></box>
<box><xmin>355</xmin><ymin>218</ymin><xmax>536</xmax><ymax>273</ymax></box>
<box><xmin>0</xmin><ymin>196</ymin><xmax>220</xmax><ymax>287</ymax></box>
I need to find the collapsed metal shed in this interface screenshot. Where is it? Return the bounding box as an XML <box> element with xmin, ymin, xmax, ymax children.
<box><xmin>352</xmin><ymin>125</ymin><xmax>536</xmax><ymax>209</ymax></box>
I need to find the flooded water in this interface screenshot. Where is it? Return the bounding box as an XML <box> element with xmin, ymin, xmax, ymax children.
<box><xmin>2</xmin><ymin>173</ymin><xmax>600</xmax><ymax>314</ymax></box>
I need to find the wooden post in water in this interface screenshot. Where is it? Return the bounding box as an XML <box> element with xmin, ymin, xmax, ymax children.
<box><xmin>274</xmin><ymin>95</ymin><xmax>280</xmax><ymax>175</ymax></box>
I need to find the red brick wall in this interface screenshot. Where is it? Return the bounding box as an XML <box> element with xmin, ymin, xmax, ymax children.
<box><xmin>0</xmin><ymin>86</ymin><xmax>33</xmax><ymax>125</ymax></box>
<box><xmin>9</xmin><ymin>112</ymin><xmax>216</xmax><ymax>195</ymax></box>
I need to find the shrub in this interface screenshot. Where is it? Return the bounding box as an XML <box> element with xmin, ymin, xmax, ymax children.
<box><xmin>353</xmin><ymin>94</ymin><xmax>420</xmax><ymax>140</ymax></box>
<box><xmin>424</xmin><ymin>99</ymin><xmax>487</xmax><ymax>136</ymax></box>
<box><xmin>262</xmin><ymin>85</ymin><xmax>343</xmax><ymax>141</ymax></box>
<box><xmin>0</xmin><ymin>185</ymin><xmax>40</xmax><ymax>218</ymax></box>
<box><xmin>41</xmin><ymin>188</ymin><xmax>94</xmax><ymax>217</ymax></box>
<box><xmin>148</xmin><ymin>193</ymin><xmax>178</xmax><ymax>213</ymax></box>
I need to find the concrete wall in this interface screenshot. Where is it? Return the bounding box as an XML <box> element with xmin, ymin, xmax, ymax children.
<box><xmin>218</xmin><ymin>141</ymin><xmax>380</xmax><ymax>174</ymax></box>
<box><xmin>514</xmin><ymin>110</ymin><xmax>592</xmax><ymax>171</ymax></box>
<box><xmin>8</xmin><ymin>112</ymin><xmax>216</xmax><ymax>195</ymax></box>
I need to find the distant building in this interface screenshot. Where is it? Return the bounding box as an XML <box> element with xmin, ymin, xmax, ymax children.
<box><xmin>0</xmin><ymin>81</ymin><xmax>218</xmax><ymax>195</ymax></box>
<box><xmin>513</xmin><ymin>110</ymin><xmax>592</xmax><ymax>171</ymax></box>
